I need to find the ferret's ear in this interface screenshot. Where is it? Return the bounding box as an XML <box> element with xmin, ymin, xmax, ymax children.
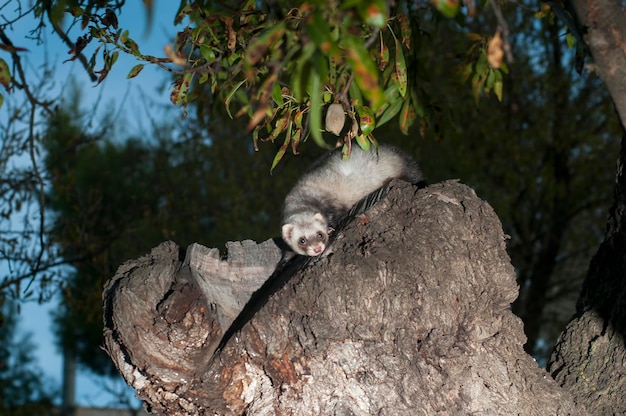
<box><xmin>313</xmin><ymin>213</ymin><xmax>325</xmax><ymax>224</ymax></box>
<box><xmin>282</xmin><ymin>224</ymin><xmax>294</xmax><ymax>240</ymax></box>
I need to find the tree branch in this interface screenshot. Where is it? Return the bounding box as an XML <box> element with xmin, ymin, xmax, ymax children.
<box><xmin>570</xmin><ymin>0</ymin><xmax>626</xmax><ymax>127</ymax></box>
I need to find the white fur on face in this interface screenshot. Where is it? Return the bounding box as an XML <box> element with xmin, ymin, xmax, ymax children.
<box><xmin>282</xmin><ymin>213</ymin><xmax>329</xmax><ymax>256</ymax></box>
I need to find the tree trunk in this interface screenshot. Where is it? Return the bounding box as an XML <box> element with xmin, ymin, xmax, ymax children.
<box><xmin>546</xmin><ymin>2</ymin><xmax>626</xmax><ymax>415</ymax></box>
<box><xmin>103</xmin><ymin>181</ymin><xmax>585</xmax><ymax>415</ymax></box>
<box><xmin>548</xmin><ymin>129</ymin><xmax>626</xmax><ymax>414</ymax></box>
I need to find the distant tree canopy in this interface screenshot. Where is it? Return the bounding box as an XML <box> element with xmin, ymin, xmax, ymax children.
<box><xmin>2</xmin><ymin>1</ymin><xmax>511</xmax><ymax>162</ymax></box>
<box><xmin>43</xmin><ymin>90</ymin><xmax>322</xmax><ymax>375</ymax></box>
<box><xmin>403</xmin><ymin>4</ymin><xmax>621</xmax><ymax>359</ymax></box>
<box><xmin>0</xmin><ymin>301</ymin><xmax>57</xmax><ymax>415</ymax></box>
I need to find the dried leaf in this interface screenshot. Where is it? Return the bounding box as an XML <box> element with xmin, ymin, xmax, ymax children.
<box><xmin>271</xmin><ymin>121</ymin><xmax>292</xmax><ymax>172</ymax></box>
<box><xmin>487</xmin><ymin>31</ymin><xmax>504</xmax><ymax>69</ymax></box>
<box><xmin>247</xmin><ymin>105</ymin><xmax>270</xmax><ymax>132</ymax></box>
<box><xmin>170</xmin><ymin>72</ymin><xmax>193</xmax><ymax>105</ymax></box>
<box><xmin>225</xmin><ymin>17</ymin><xmax>237</xmax><ymax>52</ymax></box>
<box><xmin>397</xmin><ymin>14</ymin><xmax>411</xmax><ymax>49</ymax></box>
<box><xmin>399</xmin><ymin>98</ymin><xmax>417</xmax><ymax>135</ymax></box>
<box><xmin>378</xmin><ymin>38</ymin><xmax>390</xmax><ymax>71</ymax></box>
<box><xmin>325</xmin><ymin>103</ymin><xmax>345</xmax><ymax>136</ymax></box>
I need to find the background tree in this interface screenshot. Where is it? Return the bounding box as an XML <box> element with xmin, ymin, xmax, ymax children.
<box><xmin>546</xmin><ymin>1</ymin><xmax>626</xmax><ymax>413</ymax></box>
<box><xmin>43</xmin><ymin>88</ymin><xmax>319</xmax><ymax>376</ymax></box>
<box><xmin>0</xmin><ymin>301</ymin><xmax>57</xmax><ymax>416</ymax></box>
<box><xmin>395</xmin><ymin>1</ymin><xmax>621</xmax><ymax>360</ymax></box>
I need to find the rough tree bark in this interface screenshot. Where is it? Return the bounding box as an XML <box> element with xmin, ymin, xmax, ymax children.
<box><xmin>103</xmin><ymin>181</ymin><xmax>585</xmax><ymax>415</ymax></box>
<box><xmin>547</xmin><ymin>2</ymin><xmax>626</xmax><ymax>415</ymax></box>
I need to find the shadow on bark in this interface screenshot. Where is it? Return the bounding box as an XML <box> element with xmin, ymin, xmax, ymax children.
<box><xmin>548</xmin><ymin>134</ymin><xmax>626</xmax><ymax>415</ymax></box>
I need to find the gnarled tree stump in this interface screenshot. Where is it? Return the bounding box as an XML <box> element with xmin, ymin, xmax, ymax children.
<box><xmin>103</xmin><ymin>180</ymin><xmax>585</xmax><ymax>415</ymax></box>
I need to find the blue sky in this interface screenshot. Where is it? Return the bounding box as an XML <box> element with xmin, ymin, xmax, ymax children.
<box><xmin>7</xmin><ymin>1</ymin><xmax>182</xmax><ymax>408</ymax></box>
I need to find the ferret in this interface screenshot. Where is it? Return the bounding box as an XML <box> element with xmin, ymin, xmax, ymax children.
<box><xmin>281</xmin><ymin>143</ymin><xmax>424</xmax><ymax>256</ymax></box>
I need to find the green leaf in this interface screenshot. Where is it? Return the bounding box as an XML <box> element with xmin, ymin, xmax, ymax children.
<box><xmin>271</xmin><ymin>120</ymin><xmax>292</xmax><ymax>172</ymax></box>
<box><xmin>475</xmin><ymin>50</ymin><xmax>488</xmax><ymax>77</ymax></box>
<box><xmin>0</xmin><ymin>58</ymin><xmax>11</xmax><ymax>91</ymax></box>
<box><xmin>397</xmin><ymin>13</ymin><xmax>412</xmax><ymax>49</ymax></box>
<box><xmin>349</xmin><ymin>77</ymin><xmax>364</xmax><ymax>107</ymax></box>
<box><xmin>494</xmin><ymin>69</ymin><xmax>504</xmax><ymax>101</ymax></box>
<box><xmin>305</xmin><ymin>10</ymin><xmax>338</xmax><ymax>55</ymax></box>
<box><xmin>376</xmin><ymin>84</ymin><xmax>401</xmax><ymax>118</ymax></box>
<box><xmin>377</xmin><ymin>97</ymin><xmax>403</xmax><ymax>127</ymax></box>
<box><xmin>471</xmin><ymin>73</ymin><xmax>486</xmax><ymax>104</ymax></box>
<box><xmin>358</xmin><ymin>0</ymin><xmax>388</xmax><ymax>28</ymax></box>
<box><xmin>356</xmin><ymin>134</ymin><xmax>371</xmax><ymax>151</ymax></box>
<box><xmin>224</xmin><ymin>79</ymin><xmax>247</xmax><ymax>118</ymax></box>
<box><xmin>393</xmin><ymin>36</ymin><xmax>407</xmax><ymax>97</ymax></box>
<box><xmin>566</xmin><ymin>32</ymin><xmax>575</xmax><ymax>49</ymax></box>
<box><xmin>343</xmin><ymin>36</ymin><xmax>384</xmax><ymax>110</ymax></box>
<box><xmin>271</xmin><ymin>81</ymin><xmax>284</xmax><ymax>106</ymax></box>
<box><xmin>200</xmin><ymin>45</ymin><xmax>216</xmax><ymax>61</ymax></box>
<box><xmin>105</xmin><ymin>51</ymin><xmax>119</xmax><ymax>70</ymax></box>
<box><xmin>124</xmin><ymin>38</ymin><xmax>140</xmax><ymax>54</ymax></box>
<box><xmin>486</xmin><ymin>68</ymin><xmax>495</xmax><ymax>90</ymax></box>
<box><xmin>292</xmin><ymin>43</ymin><xmax>315</xmax><ymax>102</ymax></box>
<box><xmin>127</xmin><ymin>64</ymin><xmax>144</xmax><ymax>79</ymax></box>
<box><xmin>309</xmin><ymin>70</ymin><xmax>325</xmax><ymax>146</ymax></box>
<box><xmin>357</xmin><ymin>106</ymin><xmax>376</xmax><ymax>136</ymax></box>
<box><xmin>432</xmin><ymin>0</ymin><xmax>460</xmax><ymax>18</ymax></box>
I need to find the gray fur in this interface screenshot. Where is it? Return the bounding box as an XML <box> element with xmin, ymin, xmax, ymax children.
<box><xmin>281</xmin><ymin>143</ymin><xmax>423</xmax><ymax>256</ymax></box>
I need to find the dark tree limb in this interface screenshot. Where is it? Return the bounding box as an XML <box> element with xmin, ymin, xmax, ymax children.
<box><xmin>546</xmin><ymin>2</ymin><xmax>626</xmax><ymax>414</ymax></box>
<box><xmin>104</xmin><ymin>181</ymin><xmax>585</xmax><ymax>415</ymax></box>
<box><xmin>569</xmin><ymin>0</ymin><xmax>626</xmax><ymax>127</ymax></box>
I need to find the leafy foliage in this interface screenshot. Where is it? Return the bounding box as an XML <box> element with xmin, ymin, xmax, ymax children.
<box><xmin>50</xmin><ymin>0</ymin><xmax>508</xmax><ymax>165</ymax></box>
<box><xmin>0</xmin><ymin>0</ymin><xmax>510</xmax><ymax>299</ymax></box>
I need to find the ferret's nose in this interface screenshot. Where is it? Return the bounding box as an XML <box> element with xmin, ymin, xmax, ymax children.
<box><xmin>312</xmin><ymin>245</ymin><xmax>324</xmax><ymax>255</ymax></box>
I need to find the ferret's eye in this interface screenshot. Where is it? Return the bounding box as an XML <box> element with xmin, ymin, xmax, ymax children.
<box><xmin>317</xmin><ymin>232</ymin><xmax>325</xmax><ymax>240</ymax></box>
<box><xmin>298</xmin><ymin>237</ymin><xmax>307</xmax><ymax>245</ymax></box>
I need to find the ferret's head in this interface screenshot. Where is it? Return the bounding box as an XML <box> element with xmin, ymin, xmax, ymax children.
<box><xmin>282</xmin><ymin>212</ymin><xmax>330</xmax><ymax>256</ymax></box>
